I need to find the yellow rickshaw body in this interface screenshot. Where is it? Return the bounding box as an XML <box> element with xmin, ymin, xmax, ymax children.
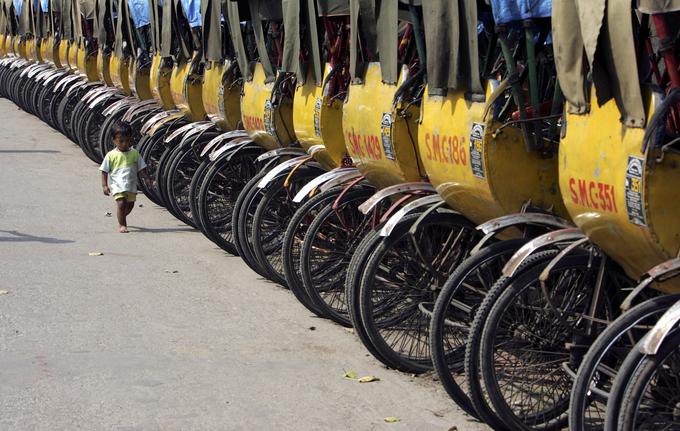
<box><xmin>17</xmin><ymin>39</ymin><xmax>27</xmax><ymax>59</ymax></box>
<box><xmin>203</xmin><ymin>60</ymin><xmax>241</xmax><ymax>131</ymax></box>
<box><xmin>40</xmin><ymin>38</ymin><xmax>51</xmax><ymax>62</ymax></box>
<box><xmin>241</xmin><ymin>62</ymin><xmax>295</xmax><ymax>150</ymax></box>
<box><xmin>133</xmin><ymin>62</ymin><xmax>152</xmax><ymax>100</ymax></box>
<box><xmin>0</xmin><ymin>34</ymin><xmax>5</xmax><ymax>57</ymax></box>
<box><xmin>56</xmin><ymin>39</ymin><xmax>69</xmax><ymax>68</ymax></box>
<box><xmin>150</xmin><ymin>54</ymin><xmax>174</xmax><ymax>109</ymax></box>
<box><xmin>342</xmin><ymin>62</ymin><xmax>424</xmax><ymax>189</ymax></box>
<box><xmin>293</xmin><ymin>64</ymin><xmax>345</xmax><ymax>170</ymax></box>
<box><xmin>97</xmin><ymin>49</ymin><xmax>113</xmax><ymax>85</ymax></box>
<box><xmin>419</xmin><ymin>82</ymin><xmax>566</xmax><ymax>225</ymax></box>
<box><xmin>559</xmin><ymin>89</ymin><xmax>680</xmax><ymax>292</ymax></box>
<box><xmin>169</xmin><ymin>57</ymin><xmax>205</xmax><ymax>122</ymax></box>
<box><xmin>76</xmin><ymin>44</ymin><xmax>99</xmax><ymax>81</ymax></box>
<box><xmin>110</xmin><ymin>55</ymin><xmax>132</xmax><ymax>94</ymax></box>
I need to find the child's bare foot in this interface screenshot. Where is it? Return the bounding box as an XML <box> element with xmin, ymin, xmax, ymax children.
<box><xmin>119</xmin><ymin>225</ymin><xmax>129</xmax><ymax>233</ymax></box>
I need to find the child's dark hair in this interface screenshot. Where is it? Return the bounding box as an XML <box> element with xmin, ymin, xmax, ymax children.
<box><xmin>111</xmin><ymin>121</ymin><xmax>132</xmax><ymax>139</ymax></box>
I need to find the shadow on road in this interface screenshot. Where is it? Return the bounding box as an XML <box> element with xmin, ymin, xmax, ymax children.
<box><xmin>0</xmin><ymin>230</ymin><xmax>74</xmax><ymax>244</ymax></box>
<box><xmin>0</xmin><ymin>150</ymin><xmax>61</xmax><ymax>154</ymax></box>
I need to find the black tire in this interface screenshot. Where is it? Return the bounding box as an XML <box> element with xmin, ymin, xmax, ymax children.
<box><xmin>479</xmin><ymin>254</ymin><xmax>628</xmax><ymax>431</ymax></box>
<box><xmin>569</xmin><ymin>293</ymin><xmax>679</xmax><ymax>431</ymax></box>
<box><xmin>251</xmin><ymin>165</ymin><xmax>325</xmax><ymax>286</ymax></box>
<box><xmin>616</xmin><ymin>328</ymin><xmax>680</xmax><ymax>431</ymax></box>
<box><xmin>282</xmin><ymin>185</ymin><xmax>345</xmax><ymax>316</ymax></box>
<box><xmin>195</xmin><ymin>148</ymin><xmax>262</xmax><ymax>253</ymax></box>
<box><xmin>430</xmin><ymin>238</ymin><xmax>531</xmax><ymax>424</ymax></box>
<box><xmin>358</xmin><ymin>211</ymin><xmax>477</xmax><ymax>373</ymax></box>
<box><xmin>163</xmin><ymin>130</ymin><xmax>220</xmax><ymax>226</ymax></box>
<box><xmin>300</xmin><ymin>186</ymin><xmax>376</xmax><ymax>326</ymax></box>
<box><xmin>233</xmin><ymin>170</ymin><xmax>271</xmax><ymax>277</ymax></box>
<box><xmin>346</xmin><ymin>227</ymin><xmax>395</xmax><ymax>363</ymax></box>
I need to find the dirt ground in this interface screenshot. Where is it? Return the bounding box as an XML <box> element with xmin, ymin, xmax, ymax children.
<box><xmin>0</xmin><ymin>97</ymin><xmax>488</xmax><ymax>431</ymax></box>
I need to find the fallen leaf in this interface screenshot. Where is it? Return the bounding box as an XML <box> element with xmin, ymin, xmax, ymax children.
<box><xmin>384</xmin><ymin>417</ymin><xmax>401</xmax><ymax>423</ymax></box>
<box><xmin>343</xmin><ymin>370</ymin><xmax>357</xmax><ymax>380</ymax></box>
<box><xmin>138</xmin><ymin>204</ymin><xmax>144</xmax><ymax>208</ymax></box>
<box><xmin>308</xmin><ymin>326</ymin><xmax>316</xmax><ymax>331</ymax></box>
<box><xmin>104</xmin><ymin>212</ymin><xmax>112</xmax><ymax>217</ymax></box>
<box><xmin>447</xmin><ymin>427</ymin><xmax>458</xmax><ymax>431</ymax></box>
<box><xmin>358</xmin><ymin>375</ymin><xmax>380</xmax><ymax>383</ymax></box>
<box><xmin>164</xmin><ymin>270</ymin><xmax>179</xmax><ymax>274</ymax></box>
<box><xmin>344</xmin><ymin>328</ymin><xmax>354</xmax><ymax>334</ymax></box>
<box><xmin>88</xmin><ymin>252</ymin><xmax>104</xmax><ymax>256</ymax></box>
<box><xmin>0</xmin><ymin>290</ymin><xmax>8</xmax><ymax>295</ymax></box>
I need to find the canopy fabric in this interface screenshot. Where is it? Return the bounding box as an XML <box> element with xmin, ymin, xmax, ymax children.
<box><xmin>80</xmin><ymin>0</ymin><xmax>94</xmax><ymax>18</ymax></box>
<box><xmin>160</xmin><ymin>0</ymin><xmax>171</xmax><ymax>55</ymax></box>
<box><xmin>281</xmin><ymin>0</ymin><xmax>301</xmax><ymax>78</ymax></box>
<box><xmin>316</xmin><ymin>0</ymin><xmax>348</xmax><ymax>15</ymax></box>
<box><xmin>552</xmin><ymin>0</ymin><xmax>588</xmax><ymax>113</ymax></box>
<box><xmin>201</xmin><ymin>0</ymin><xmax>222</xmax><ymax>60</ymax></box>
<box><xmin>226</xmin><ymin>0</ymin><xmax>250</xmax><ymax>78</ymax></box>
<box><xmin>423</xmin><ymin>0</ymin><xmax>481</xmax><ymax>96</ymax></box>
<box><xmin>489</xmin><ymin>0</ymin><xmax>551</xmax><ymax>25</ymax></box>
<box><xmin>150</xmin><ymin>0</ymin><xmax>160</xmax><ymax>51</ymax></box>
<box><xmin>179</xmin><ymin>0</ymin><xmax>200</xmax><ymax>27</ymax></box>
<box><xmin>637</xmin><ymin>0</ymin><xmax>680</xmax><ymax>12</ymax></box>
<box><xmin>248</xmin><ymin>0</ymin><xmax>277</xmax><ymax>80</ymax></box>
<box><xmin>128</xmin><ymin>0</ymin><xmax>150</xmax><ymax>27</ymax></box>
<box><xmin>552</xmin><ymin>0</ymin><xmax>645</xmax><ymax>126</ymax></box>
<box><xmin>62</xmin><ymin>0</ymin><xmax>72</xmax><ymax>38</ymax></box>
<box><xmin>40</xmin><ymin>0</ymin><xmax>47</xmax><ymax>12</ymax></box>
<box><xmin>349</xmin><ymin>0</ymin><xmax>375</xmax><ymax>81</ymax></box>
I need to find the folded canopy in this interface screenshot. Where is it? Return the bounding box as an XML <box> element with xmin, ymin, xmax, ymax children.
<box><xmin>552</xmin><ymin>0</ymin><xmax>645</xmax><ymax>127</ymax></box>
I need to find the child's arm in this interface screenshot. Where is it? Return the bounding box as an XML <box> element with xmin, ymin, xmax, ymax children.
<box><xmin>101</xmin><ymin>171</ymin><xmax>111</xmax><ymax>195</ymax></box>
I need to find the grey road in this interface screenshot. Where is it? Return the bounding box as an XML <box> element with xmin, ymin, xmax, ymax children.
<box><xmin>0</xmin><ymin>98</ymin><xmax>487</xmax><ymax>431</ymax></box>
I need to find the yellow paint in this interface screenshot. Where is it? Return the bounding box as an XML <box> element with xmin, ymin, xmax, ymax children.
<box><xmin>97</xmin><ymin>49</ymin><xmax>113</xmax><ymax>85</ymax></box>
<box><xmin>150</xmin><ymin>54</ymin><xmax>174</xmax><ymax>110</ymax></box>
<box><xmin>202</xmin><ymin>60</ymin><xmax>241</xmax><ymax>130</ymax></box>
<box><xmin>241</xmin><ymin>62</ymin><xmax>295</xmax><ymax>150</ymax></box>
<box><xmin>133</xmin><ymin>61</ymin><xmax>152</xmax><ymax>100</ymax></box>
<box><xmin>293</xmin><ymin>64</ymin><xmax>345</xmax><ymax>170</ymax></box>
<box><xmin>76</xmin><ymin>44</ymin><xmax>99</xmax><ymax>81</ymax></box>
<box><xmin>110</xmin><ymin>55</ymin><xmax>132</xmax><ymax>95</ymax></box>
<box><xmin>39</xmin><ymin>38</ymin><xmax>50</xmax><ymax>62</ymax></box>
<box><xmin>169</xmin><ymin>56</ymin><xmax>205</xmax><ymax>122</ymax></box>
<box><xmin>342</xmin><ymin>62</ymin><xmax>424</xmax><ymax>189</ymax></box>
<box><xmin>418</xmin><ymin>82</ymin><xmax>566</xmax><ymax>225</ymax></box>
<box><xmin>560</xmin><ymin>89</ymin><xmax>680</xmax><ymax>291</ymax></box>
<box><xmin>56</xmin><ymin>39</ymin><xmax>69</xmax><ymax>68</ymax></box>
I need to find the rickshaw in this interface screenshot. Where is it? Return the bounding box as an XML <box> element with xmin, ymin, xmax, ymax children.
<box><xmin>233</xmin><ymin>0</ymin><xmax>353</xmax><ymax>286</ymax></box>
<box><xmin>150</xmin><ymin>0</ymin><xmax>245</xmax><ymax>227</ymax></box>
<box><xmin>459</xmin><ymin>1</ymin><xmax>680</xmax><ymax>430</ymax></box>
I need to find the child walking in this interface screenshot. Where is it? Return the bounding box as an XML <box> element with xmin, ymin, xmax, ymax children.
<box><xmin>99</xmin><ymin>122</ymin><xmax>153</xmax><ymax>233</ymax></box>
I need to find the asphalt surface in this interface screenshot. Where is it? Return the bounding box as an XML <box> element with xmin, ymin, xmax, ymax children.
<box><xmin>0</xmin><ymin>97</ymin><xmax>488</xmax><ymax>431</ymax></box>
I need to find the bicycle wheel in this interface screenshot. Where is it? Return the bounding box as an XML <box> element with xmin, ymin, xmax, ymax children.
<box><xmin>569</xmin><ymin>294</ymin><xmax>678</xmax><ymax>431</ymax></box>
<box><xmin>358</xmin><ymin>211</ymin><xmax>477</xmax><ymax>373</ymax></box>
<box><xmin>480</xmin><ymin>254</ymin><xmax>628</xmax><ymax>430</ymax></box>
<box><xmin>300</xmin><ymin>186</ymin><xmax>375</xmax><ymax>326</ymax></box>
<box><xmin>196</xmin><ymin>148</ymin><xmax>262</xmax><ymax>253</ymax></box>
<box><xmin>251</xmin><ymin>165</ymin><xmax>325</xmax><ymax>286</ymax></box>
<box><xmin>282</xmin><ymin>185</ymin><xmax>345</xmax><ymax>316</ymax></box>
<box><xmin>617</xmin><ymin>328</ymin><xmax>680</xmax><ymax>431</ymax></box>
<box><xmin>233</xmin><ymin>170</ymin><xmax>271</xmax><ymax>278</ymax></box>
<box><xmin>429</xmin><ymin>238</ymin><xmax>531</xmax><ymax>425</ymax></box>
<box><xmin>164</xmin><ymin>130</ymin><xmax>220</xmax><ymax>226</ymax></box>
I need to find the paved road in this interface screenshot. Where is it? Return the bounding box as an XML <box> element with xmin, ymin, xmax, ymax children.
<box><xmin>0</xmin><ymin>98</ymin><xmax>487</xmax><ymax>431</ymax></box>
